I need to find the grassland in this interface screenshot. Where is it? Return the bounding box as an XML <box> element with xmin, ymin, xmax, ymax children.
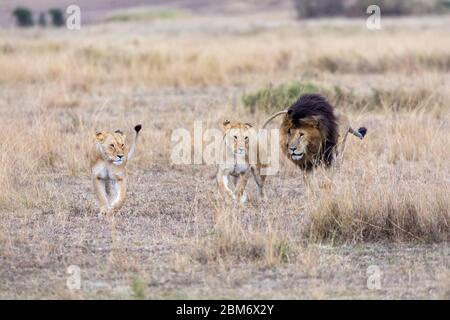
<box><xmin>0</xmin><ymin>11</ymin><xmax>448</xmax><ymax>299</ymax></box>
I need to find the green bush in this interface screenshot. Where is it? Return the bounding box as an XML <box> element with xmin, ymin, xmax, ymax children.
<box><xmin>242</xmin><ymin>81</ymin><xmax>320</xmax><ymax>113</ymax></box>
<box><xmin>48</xmin><ymin>8</ymin><xmax>65</xmax><ymax>27</ymax></box>
<box><xmin>242</xmin><ymin>81</ymin><xmax>438</xmax><ymax>114</ymax></box>
<box><xmin>12</xmin><ymin>7</ymin><xmax>34</xmax><ymax>27</ymax></box>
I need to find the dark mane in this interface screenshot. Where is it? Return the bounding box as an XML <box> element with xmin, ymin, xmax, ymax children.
<box><xmin>286</xmin><ymin>94</ymin><xmax>338</xmax><ymax>167</ymax></box>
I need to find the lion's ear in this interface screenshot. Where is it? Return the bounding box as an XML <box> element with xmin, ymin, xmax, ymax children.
<box><xmin>94</xmin><ymin>131</ymin><xmax>106</xmax><ymax>142</ymax></box>
<box><xmin>302</xmin><ymin>115</ymin><xmax>321</xmax><ymax>128</ymax></box>
<box><xmin>222</xmin><ymin>120</ymin><xmax>232</xmax><ymax>132</ymax></box>
<box><xmin>244</xmin><ymin>122</ymin><xmax>253</xmax><ymax>129</ymax></box>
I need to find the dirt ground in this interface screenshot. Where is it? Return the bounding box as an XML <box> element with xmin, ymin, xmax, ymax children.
<box><xmin>0</xmin><ymin>86</ymin><xmax>448</xmax><ymax>299</ymax></box>
<box><xmin>0</xmin><ymin>169</ymin><xmax>449</xmax><ymax>299</ymax></box>
<box><xmin>0</xmin><ymin>5</ymin><xmax>449</xmax><ymax>299</ymax></box>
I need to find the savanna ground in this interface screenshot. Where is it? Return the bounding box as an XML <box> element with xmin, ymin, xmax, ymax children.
<box><xmin>0</xmin><ymin>5</ymin><xmax>449</xmax><ymax>299</ymax></box>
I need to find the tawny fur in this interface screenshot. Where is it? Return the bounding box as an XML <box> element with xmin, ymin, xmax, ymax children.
<box><xmin>216</xmin><ymin>120</ymin><xmax>266</xmax><ymax>204</ymax></box>
<box><xmin>90</xmin><ymin>125</ymin><xmax>141</xmax><ymax>214</ymax></box>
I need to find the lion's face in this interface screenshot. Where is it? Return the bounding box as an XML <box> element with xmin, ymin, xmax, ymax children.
<box><xmin>222</xmin><ymin>120</ymin><xmax>252</xmax><ymax>156</ymax></box>
<box><xmin>285</xmin><ymin>126</ymin><xmax>322</xmax><ymax>162</ymax></box>
<box><xmin>95</xmin><ymin>130</ymin><xmax>127</xmax><ymax>166</ymax></box>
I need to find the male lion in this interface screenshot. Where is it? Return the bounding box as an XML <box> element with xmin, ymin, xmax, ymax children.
<box><xmin>263</xmin><ymin>94</ymin><xmax>367</xmax><ymax>171</ymax></box>
<box><xmin>216</xmin><ymin>120</ymin><xmax>264</xmax><ymax>204</ymax></box>
<box><xmin>90</xmin><ymin>124</ymin><xmax>142</xmax><ymax>214</ymax></box>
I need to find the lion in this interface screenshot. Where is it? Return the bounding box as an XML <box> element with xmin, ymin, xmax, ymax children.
<box><xmin>216</xmin><ymin>120</ymin><xmax>265</xmax><ymax>204</ymax></box>
<box><xmin>90</xmin><ymin>124</ymin><xmax>142</xmax><ymax>214</ymax></box>
<box><xmin>262</xmin><ymin>94</ymin><xmax>367</xmax><ymax>171</ymax></box>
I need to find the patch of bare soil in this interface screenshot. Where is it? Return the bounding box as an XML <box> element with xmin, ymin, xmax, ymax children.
<box><xmin>0</xmin><ymin>163</ymin><xmax>448</xmax><ymax>299</ymax></box>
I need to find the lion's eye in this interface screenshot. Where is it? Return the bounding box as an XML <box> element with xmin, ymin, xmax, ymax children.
<box><xmin>109</xmin><ymin>144</ymin><xmax>115</xmax><ymax>148</ymax></box>
<box><xmin>244</xmin><ymin>136</ymin><xmax>249</xmax><ymax>141</ymax></box>
<box><xmin>299</xmin><ymin>133</ymin><xmax>304</xmax><ymax>137</ymax></box>
<box><xmin>234</xmin><ymin>135</ymin><xmax>237</xmax><ymax>140</ymax></box>
<box><xmin>121</xmin><ymin>144</ymin><xmax>124</xmax><ymax>148</ymax></box>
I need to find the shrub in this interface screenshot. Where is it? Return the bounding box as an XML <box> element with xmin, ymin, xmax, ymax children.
<box><xmin>293</xmin><ymin>0</ymin><xmax>448</xmax><ymax>18</ymax></box>
<box><xmin>242</xmin><ymin>81</ymin><xmax>320</xmax><ymax>113</ymax></box>
<box><xmin>294</xmin><ymin>0</ymin><xmax>344</xmax><ymax>18</ymax></box>
<box><xmin>12</xmin><ymin>7</ymin><xmax>34</xmax><ymax>27</ymax></box>
<box><xmin>48</xmin><ymin>8</ymin><xmax>65</xmax><ymax>27</ymax></box>
<box><xmin>243</xmin><ymin>80</ymin><xmax>443</xmax><ymax>115</ymax></box>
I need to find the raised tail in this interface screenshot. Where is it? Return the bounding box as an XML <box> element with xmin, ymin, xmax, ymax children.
<box><xmin>127</xmin><ymin>124</ymin><xmax>142</xmax><ymax>161</ymax></box>
<box><xmin>262</xmin><ymin>110</ymin><xmax>288</xmax><ymax>129</ymax></box>
<box><xmin>349</xmin><ymin>126</ymin><xmax>367</xmax><ymax>140</ymax></box>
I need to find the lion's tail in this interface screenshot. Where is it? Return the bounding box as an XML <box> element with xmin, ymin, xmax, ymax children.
<box><xmin>262</xmin><ymin>110</ymin><xmax>288</xmax><ymax>129</ymax></box>
<box><xmin>127</xmin><ymin>124</ymin><xmax>142</xmax><ymax>161</ymax></box>
<box><xmin>349</xmin><ymin>126</ymin><xmax>367</xmax><ymax>140</ymax></box>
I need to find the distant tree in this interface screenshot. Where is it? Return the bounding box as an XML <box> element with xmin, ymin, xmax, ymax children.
<box><xmin>293</xmin><ymin>0</ymin><xmax>344</xmax><ymax>18</ymax></box>
<box><xmin>12</xmin><ymin>7</ymin><xmax>34</xmax><ymax>27</ymax></box>
<box><xmin>48</xmin><ymin>8</ymin><xmax>65</xmax><ymax>27</ymax></box>
<box><xmin>38</xmin><ymin>12</ymin><xmax>47</xmax><ymax>27</ymax></box>
<box><xmin>293</xmin><ymin>0</ymin><xmax>448</xmax><ymax>18</ymax></box>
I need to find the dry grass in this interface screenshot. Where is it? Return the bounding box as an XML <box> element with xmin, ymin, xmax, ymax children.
<box><xmin>304</xmin><ymin>166</ymin><xmax>449</xmax><ymax>243</ymax></box>
<box><xmin>0</xmin><ymin>13</ymin><xmax>448</xmax><ymax>299</ymax></box>
<box><xmin>194</xmin><ymin>206</ymin><xmax>294</xmax><ymax>266</ymax></box>
<box><xmin>1</xmin><ymin>23</ymin><xmax>450</xmax><ymax>87</ymax></box>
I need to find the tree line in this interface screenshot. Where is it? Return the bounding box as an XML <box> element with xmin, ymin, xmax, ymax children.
<box><xmin>12</xmin><ymin>7</ymin><xmax>65</xmax><ymax>27</ymax></box>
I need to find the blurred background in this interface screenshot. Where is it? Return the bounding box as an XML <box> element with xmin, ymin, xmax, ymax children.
<box><xmin>1</xmin><ymin>0</ymin><xmax>449</xmax><ymax>27</ymax></box>
<box><xmin>0</xmin><ymin>0</ymin><xmax>449</xmax><ymax>300</ymax></box>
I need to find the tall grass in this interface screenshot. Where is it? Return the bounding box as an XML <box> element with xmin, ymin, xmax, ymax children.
<box><xmin>304</xmin><ymin>168</ymin><xmax>449</xmax><ymax>243</ymax></box>
<box><xmin>1</xmin><ymin>29</ymin><xmax>449</xmax><ymax>87</ymax></box>
<box><xmin>194</xmin><ymin>206</ymin><xmax>294</xmax><ymax>266</ymax></box>
<box><xmin>0</xmin><ymin>20</ymin><xmax>448</xmax><ymax>245</ymax></box>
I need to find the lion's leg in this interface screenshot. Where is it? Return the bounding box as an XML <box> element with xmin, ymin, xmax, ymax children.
<box><xmin>110</xmin><ymin>177</ymin><xmax>126</xmax><ymax>212</ymax></box>
<box><xmin>231</xmin><ymin>175</ymin><xmax>239</xmax><ymax>187</ymax></box>
<box><xmin>93</xmin><ymin>176</ymin><xmax>109</xmax><ymax>213</ymax></box>
<box><xmin>251</xmin><ymin>166</ymin><xmax>267</xmax><ymax>201</ymax></box>
<box><xmin>217</xmin><ymin>170</ymin><xmax>235</xmax><ymax>200</ymax></box>
<box><xmin>302</xmin><ymin>170</ymin><xmax>315</xmax><ymax>194</ymax></box>
<box><xmin>235</xmin><ymin>169</ymin><xmax>251</xmax><ymax>204</ymax></box>
<box><xmin>105</xmin><ymin>179</ymin><xmax>112</xmax><ymax>198</ymax></box>
<box><xmin>258</xmin><ymin>174</ymin><xmax>267</xmax><ymax>200</ymax></box>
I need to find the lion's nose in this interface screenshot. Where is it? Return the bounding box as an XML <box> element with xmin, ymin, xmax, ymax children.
<box><xmin>117</xmin><ymin>154</ymin><xmax>124</xmax><ymax>159</ymax></box>
<box><xmin>289</xmin><ymin>147</ymin><xmax>296</xmax><ymax>152</ymax></box>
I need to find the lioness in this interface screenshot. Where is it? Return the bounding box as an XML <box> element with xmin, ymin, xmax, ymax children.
<box><xmin>90</xmin><ymin>124</ymin><xmax>142</xmax><ymax>214</ymax></box>
<box><xmin>216</xmin><ymin>120</ymin><xmax>263</xmax><ymax>204</ymax></box>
